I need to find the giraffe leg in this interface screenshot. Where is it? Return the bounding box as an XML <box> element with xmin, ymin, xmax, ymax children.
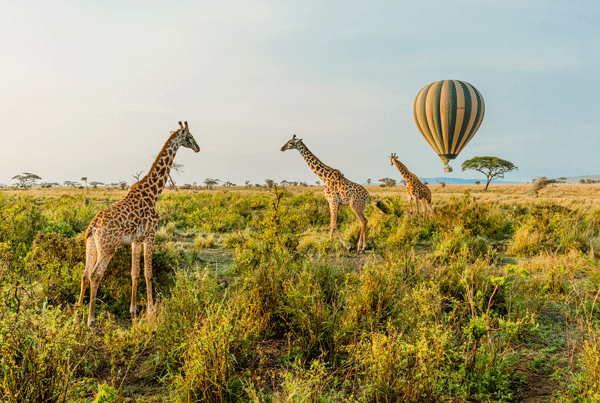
<box><xmin>143</xmin><ymin>237</ymin><xmax>156</xmax><ymax>315</ymax></box>
<box><xmin>407</xmin><ymin>194</ymin><xmax>415</xmax><ymax>214</ymax></box>
<box><xmin>414</xmin><ymin>197</ymin><xmax>422</xmax><ymax>217</ymax></box>
<box><xmin>326</xmin><ymin>196</ymin><xmax>351</xmax><ymax>251</ymax></box>
<box><xmin>75</xmin><ymin>236</ymin><xmax>97</xmax><ymax>321</ymax></box>
<box><xmin>420</xmin><ymin>199</ymin><xmax>429</xmax><ymax>218</ymax></box>
<box><xmin>425</xmin><ymin>200</ymin><xmax>434</xmax><ymax>217</ymax></box>
<box><xmin>77</xmin><ymin>236</ymin><xmax>97</xmax><ymax>306</ymax></box>
<box><xmin>87</xmin><ymin>249</ymin><xmax>116</xmax><ymax>328</ymax></box>
<box><xmin>130</xmin><ymin>241</ymin><xmax>142</xmax><ymax>317</ymax></box>
<box><xmin>350</xmin><ymin>203</ymin><xmax>368</xmax><ymax>253</ymax></box>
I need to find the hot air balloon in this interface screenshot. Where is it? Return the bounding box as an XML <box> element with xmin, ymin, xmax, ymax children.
<box><xmin>413</xmin><ymin>80</ymin><xmax>485</xmax><ymax>172</ymax></box>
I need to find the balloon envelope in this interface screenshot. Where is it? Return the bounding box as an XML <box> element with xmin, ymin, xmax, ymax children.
<box><xmin>413</xmin><ymin>80</ymin><xmax>485</xmax><ymax>166</ymax></box>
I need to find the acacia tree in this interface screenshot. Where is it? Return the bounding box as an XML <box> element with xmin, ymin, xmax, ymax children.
<box><xmin>378</xmin><ymin>177</ymin><xmax>397</xmax><ymax>187</ymax></box>
<box><xmin>203</xmin><ymin>178</ymin><xmax>220</xmax><ymax>189</ymax></box>
<box><xmin>64</xmin><ymin>181</ymin><xmax>80</xmax><ymax>188</ymax></box>
<box><xmin>462</xmin><ymin>156</ymin><xmax>518</xmax><ymax>191</ymax></box>
<box><xmin>12</xmin><ymin>172</ymin><xmax>41</xmax><ymax>189</ymax></box>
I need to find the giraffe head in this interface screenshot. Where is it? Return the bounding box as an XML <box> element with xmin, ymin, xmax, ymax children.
<box><xmin>280</xmin><ymin>134</ymin><xmax>303</xmax><ymax>152</ymax></box>
<box><xmin>389</xmin><ymin>152</ymin><xmax>398</xmax><ymax>166</ymax></box>
<box><xmin>172</xmin><ymin>121</ymin><xmax>200</xmax><ymax>152</ymax></box>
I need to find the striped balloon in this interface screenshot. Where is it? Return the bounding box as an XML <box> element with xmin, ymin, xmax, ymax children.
<box><xmin>413</xmin><ymin>80</ymin><xmax>485</xmax><ymax>166</ymax></box>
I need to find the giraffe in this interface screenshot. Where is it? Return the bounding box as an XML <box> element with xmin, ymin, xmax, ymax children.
<box><xmin>389</xmin><ymin>153</ymin><xmax>432</xmax><ymax>217</ymax></box>
<box><xmin>76</xmin><ymin>121</ymin><xmax>200</xmax><ymax>327</ymax></box>
<box><xmin>281</xmin><ymin>135</ymin><xmax>389</xmax><ymax>253</ymax></box>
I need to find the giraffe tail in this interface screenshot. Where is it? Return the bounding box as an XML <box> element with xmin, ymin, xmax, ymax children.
<box><xmin>374</xmin><ymin>200</ymin><xmax>391</xmax><ymax>214</ymax></box>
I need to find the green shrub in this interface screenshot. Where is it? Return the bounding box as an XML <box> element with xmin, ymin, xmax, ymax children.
<box><xmin>355</xmin><ymin>322</ymin><xmax>453</xmax><ymax>402</ymax></box>
<box><xmin>41</xmin><ymin>195</ymin><xmax>96</xmax><ymax>237</ymax></box>
<box><xmin>280</xmin><ymin>261</ymin><xmax>346</xmax><ymax>360</ymax></box>
<box><xmin>0</xmin><ymin>193</ymin><xmax>45</xmax><ymax>256</ymax></box>
<box><xmin>0</xmin><ymin>305</ymin><xmax>95</xmax><ymax>403</ymax></box>
<box><xmin>151</xmin><ymin>267</ymin><xmax>221</xmax><ymax>377</ymax></box>
<box><xmin>172</xmin><ymin>301</ymin><xmax>240</xmax><ymax>402</ymax></box>
<box><xmin>341</xmin><ymin>258</ymin><xmax>407</xmax><ymax>336</ymax></box>
<box><xmin>94</xmin><ymin>383</ymin><xmax>118</xmax><ymax>403</ymax></box>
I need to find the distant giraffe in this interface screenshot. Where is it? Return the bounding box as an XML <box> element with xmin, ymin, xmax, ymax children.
<box><xmin>389</xmin><ymin>153</ymin><xmax>432</xmax><ymax>217</ymax></box>
<box><xmin>76</xmin><ymin>121</ymin><xmax>200</xmax><ymax>327</ymax></box>
<box><xmin>281</xmin><ymin>135</ymin><xmax>389</xmax><ymax>253</ymax></box>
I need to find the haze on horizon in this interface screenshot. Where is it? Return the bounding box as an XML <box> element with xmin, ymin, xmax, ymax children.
<box><xmin>1</xmin><ymin>1</ymin><xmax>599</xmax><ymax>187</ymax></box>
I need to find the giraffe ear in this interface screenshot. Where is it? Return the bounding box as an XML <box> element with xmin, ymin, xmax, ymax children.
<box><xmin>178</xmin><ymin>121</ymin><xmax>184</xmax><ymax>129</ymax></box>
<box><xmin>170</xmin><ymin>131</ymin><xmax>176</xmax><ymax>134</ymax></box>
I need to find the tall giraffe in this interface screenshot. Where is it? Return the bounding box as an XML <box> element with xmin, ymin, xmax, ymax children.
<box><xmin>76</xmin><ymin>121</ymin><xmax>200</xmax><ymax>327</ymax></box>
<box><xmin>281</xmin><ymin>135</ymin><xmax>388</xmax><ymax>253</ymax></box>
<box><xmin>389</xmin><ymin>153</ymin><xmax>432</xmax><ymax>217</ymax></box>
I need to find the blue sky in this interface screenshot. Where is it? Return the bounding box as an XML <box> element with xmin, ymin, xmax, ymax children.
<box><xmin>1</xmin><ymin>1</ymin><xmax>598</xmax><ymax>186</ymax></box>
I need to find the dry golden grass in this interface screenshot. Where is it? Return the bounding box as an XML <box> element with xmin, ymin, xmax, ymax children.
<box><xmin>4</xmin><ymin>183</ymin><xmax>600</xmax><ymax>211</ymax></box>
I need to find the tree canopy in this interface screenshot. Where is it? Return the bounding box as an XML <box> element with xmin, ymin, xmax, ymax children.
<box><xmin>12</xmin><ymin>172</ymin><xmax>41</xmax><ymax>189</ymax></box>
<box><xmin>462</xmin><ymin>156</ymin><xmax>517</xmax><ymax>191</ymax></box>
<box><xmin>378</xmin><ymin>177</ymin><xmax>397</xmax><ymax>187</ymax></box>
<box><xmin>203</xmin><ymin>178</ymin><xmax>220</xmax><ymax>190</ymax></box>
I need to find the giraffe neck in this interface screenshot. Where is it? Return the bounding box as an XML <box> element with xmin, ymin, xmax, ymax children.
<box><xmin>392</xmin><ymin>158</ymin><xmax>415</xmax><ymax>182</ymax></box>
<box><xmin>297</xmin><ymin>142</ymin><xmax>340</xmax><ymax>184</ymax></box>
<box><xmin>135</xmin><ymin>132</ymin><xmax>183</xmax><ymax>201</ymax></box>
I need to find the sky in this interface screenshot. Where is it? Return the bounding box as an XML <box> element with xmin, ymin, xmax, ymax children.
<box><xmin>1</xmin><ymin>0</ymin><xmax>599</xmax><ymax>187</ymax></box>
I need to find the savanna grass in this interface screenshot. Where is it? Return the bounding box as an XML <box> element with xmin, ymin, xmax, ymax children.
<box><xmin>1</xmin><ymin>185</ymin><xmax>600</xmax><ymax>401</ymax></box>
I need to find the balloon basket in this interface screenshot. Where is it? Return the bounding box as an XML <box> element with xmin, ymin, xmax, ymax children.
<box><xmin>443</xmin><ymin>165</ymin><xmax>453</xmax><ymax>173</ymax></box>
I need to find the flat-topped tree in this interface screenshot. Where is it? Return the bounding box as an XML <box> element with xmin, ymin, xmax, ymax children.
<box><xmin>76</xmin><ymin>121</ymin><xmax>200</xmax><ymax>328</ymax></box>
<box><xmin>203</xmin><ymin>178</ymin><xmax>219</xmax><ymax>189</ymax></box>
<box><xmin>12</xmin><ymin>172</ymin><xmax>41</xmax><ymax>189</ymax></box>
<box><xmin>462</xmin><ymin>156</ymin><xmax>518</xmax><ymax>191</ymax></box>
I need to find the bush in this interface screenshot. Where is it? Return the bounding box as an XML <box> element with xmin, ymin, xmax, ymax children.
<box><xmin>172</xmin><ymin>301</ymin><xmax>241</xmax><ymax>402</ymax></box>
<box><xmin>355</xmin><ymin>321</ymin><xmax>453</xmax><ymax>402</ymax></box>
<box><xmin>0</xmin><ymin>305</ymin><xmax>95</xmax><ymax>403</ymax></box>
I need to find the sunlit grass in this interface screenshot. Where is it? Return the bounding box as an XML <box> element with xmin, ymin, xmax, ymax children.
<box><xmin>1</xmin><ymin>185</ymin><xmax>600</xmax><ymax>401</ymax></box>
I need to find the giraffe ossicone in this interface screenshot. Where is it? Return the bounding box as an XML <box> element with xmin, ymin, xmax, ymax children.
<box><xmin>281</xmin><ymin>134</ymin><xmax>389</xmax><ymax>253</ymax></box>
<box><xmin>75</xmin><ymin>121</ymin><xmax>200</xmax><ymax>328</ymax></box>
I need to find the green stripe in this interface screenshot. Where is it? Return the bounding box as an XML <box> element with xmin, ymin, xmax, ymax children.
<box><xmin>468</xmin><ymin>84</ymin><xmax>485</xmax><ymax>144</ymax></box>
<box><xmin>447</xmin><ymin>81</ymin><xmax>457</xmax><ymax>154</ymax></box>
<box><xmin>455</xmin><ymin>81</ymin><xmax>473</xmax><ymax>154</ymax></box>
<box><xmin>457</xmin><ymin>82</ymin><xmax>484</xmax><ymax>154</ymax></box>
<box><xmin>431</xmin><ymin>81</ymin><xmax>444</xmax><ymax>153</ymax></box>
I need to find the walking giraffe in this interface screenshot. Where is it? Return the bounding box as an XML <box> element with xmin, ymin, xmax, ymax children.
<box><xmin>281</xmin><ymin>135</ymin><xmax>389</xmax><ymax>253</ymax></box>
<box><xmin>76</xmin><ymin>121</ymin><xmax>200</xmax><ymax>327</ymax></box>
<box><xmin>389</xmin><ymin>152</ymin><xmax>432</xmax><ymax>217</ymax></box>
